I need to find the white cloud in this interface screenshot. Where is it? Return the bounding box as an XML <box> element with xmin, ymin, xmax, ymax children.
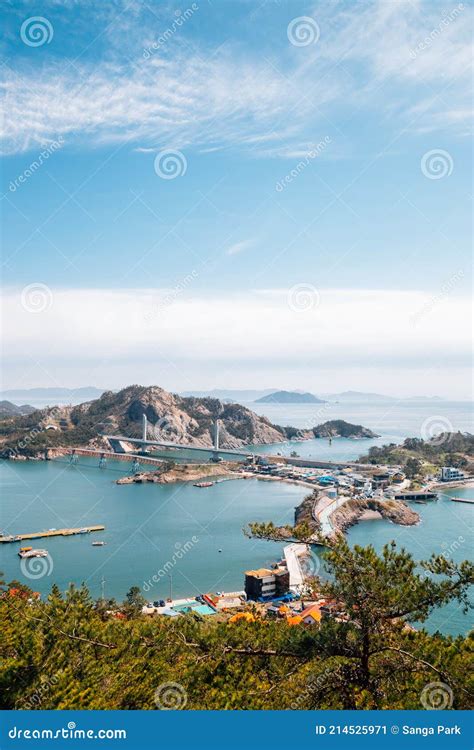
<box><xmin>2</xmin><ymin>1</ymin><xmax>471</xmax><ymax>155</ymax></box>
<box><xmin>4</xmin><ymin>286</ymin><xmax>471</xmax><ymax>370</ymax></box>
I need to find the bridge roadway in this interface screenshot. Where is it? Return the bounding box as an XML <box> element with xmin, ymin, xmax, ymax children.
<box><xmin>102</xmin><ymin>435</ymin><xmax>252</xmax><ymax>458</ymax></box>
<box><xmin>100</xmin><ymin>436</ymin><xmax>375</xmax><ymax>472</ymax></box>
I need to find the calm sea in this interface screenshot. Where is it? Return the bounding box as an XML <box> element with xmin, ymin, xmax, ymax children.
<box><xmin>0</xmin><ymin>400</ymin><xmax>472</xmax><ymax>635</ymax></box>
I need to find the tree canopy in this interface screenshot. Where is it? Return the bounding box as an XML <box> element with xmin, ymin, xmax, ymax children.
<box><xmin>1</xmin><ymin>538</ymin><xmax>472</xmax><ymax>710</ymax></box>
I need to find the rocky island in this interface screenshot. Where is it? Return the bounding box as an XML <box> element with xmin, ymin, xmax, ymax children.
<box><xmin>0</xmin><ymin>384</ymin><xmax>379</xmax><ymax>458</ymax></box>
<box><xmin>312</xmin><ymin>420</ymin><xmax>380</xmax><ymax>439</ymax></box>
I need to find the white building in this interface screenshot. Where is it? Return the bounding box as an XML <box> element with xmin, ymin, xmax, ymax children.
<box><xmin>440</xmin><ymin>467</ymin><xmax>465</xmax><ymax>482</ymax></box>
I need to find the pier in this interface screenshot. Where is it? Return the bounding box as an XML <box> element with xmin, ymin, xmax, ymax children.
<box><xmin>394</xmin><ymin>492</ymin><xmax>437</xmax><ymax>500</ymax></box>
<box><xmin>0</xmin><ymin>525</ymin><xmax>105</xmax><ymax>543</ymax></box>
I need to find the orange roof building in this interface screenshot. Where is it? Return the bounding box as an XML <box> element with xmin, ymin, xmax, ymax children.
<box><xmin>300</xmin><ymin>604</ymin><xmax>322</xmax><ymax>625</ymax></box>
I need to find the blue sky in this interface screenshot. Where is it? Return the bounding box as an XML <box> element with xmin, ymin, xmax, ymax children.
<box><xmin>1</xmin><ymin>0</ymin><xmax>472</xmax><ymax>397</ymax></box>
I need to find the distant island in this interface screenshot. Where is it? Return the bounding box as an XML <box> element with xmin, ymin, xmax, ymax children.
<box><xmin>255</xmin><ymin>390</ymin><xmax>325</xmax><ymax>404</ymax></box>
<box><xmin>0</xmin><ymin>400</ymin><xmax>36</xmax><ymax>418</ymax></box>
<box><xmin>312</xmin><ymin>419</ymin><xmax>380</xmax><ymax>439</ymax></box>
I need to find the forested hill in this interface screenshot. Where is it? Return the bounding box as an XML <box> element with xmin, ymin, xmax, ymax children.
<box><xmin>1</xmin><ymin>538</ymin><xmax>472</xmax><ymax>710</ymax></box>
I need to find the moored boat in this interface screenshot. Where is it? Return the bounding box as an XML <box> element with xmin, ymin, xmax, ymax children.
<box><xmin>450</xmin><ymin>496</ymin><xmax>474</xmax><ymax>504</ymax></box>
<box><xmin>193</xmin><ymin>481</ymin><xmax>214</xmax><ymax>488</ymax></box>
<box><xmin>18</xmin><ymin>548</ymin><xmax>48</xmax><ymax>559</ymax></box>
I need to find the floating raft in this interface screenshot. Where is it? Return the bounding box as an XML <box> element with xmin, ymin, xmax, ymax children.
<box><xmin>450</xmin><ymin>497</ymin><xmax>474</xmax><ymax>505</ymax></box>
<box><xmin>0</xmin><ymin>526</ymin><xmax>105</xmax><ymax>543</ymax></box>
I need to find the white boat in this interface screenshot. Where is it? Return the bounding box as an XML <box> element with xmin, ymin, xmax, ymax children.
<box><xmin>18</xmin><ymin>548</ymin><xmax>48</xmax><ymax>559</ymax></box>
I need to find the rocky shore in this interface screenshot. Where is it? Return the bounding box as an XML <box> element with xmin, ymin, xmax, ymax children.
<box><xmin>116</xmin><ymin>461</ymin><xmax>241</xmax><ymax>485</ymax></box>
<box><xmin>329</xmin><ymin>497</ymin><xmax>420</xmax><ymax>535</ymax></box>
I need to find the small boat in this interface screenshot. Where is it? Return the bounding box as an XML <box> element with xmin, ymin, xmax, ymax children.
<box><xmin>78</xmin><ymin>528</ymin><xmax>90</xmax><ymax>534</ymax></box>
<box><xmin>92</xmin><ymin>541</ymin><xmax>106</xmax><ymax>546</ymax></box>
<box><xmin>18</xmin><ymin>548</ymin><xmax>48</xmax><ymax>559</ymax></box>
<box><xmin>193</xmin><ymin>481</ymin><xmax>214</xmax><ymax>488</ymax></box>
<box><xmin>450</xmin><ymin>497</ymin><xmax>474</xmax><ymax>505</ymax></box>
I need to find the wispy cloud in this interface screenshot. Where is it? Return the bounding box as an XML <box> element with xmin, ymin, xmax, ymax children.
<box><xmin>1</xmin><ymin>0</ymin><xmax>471</xmax><ymax>155</ymax></box>
<box><xmin>226</xmin><ymin>239</ymin><xmax>256</xmax><ymax>256</ymax></box>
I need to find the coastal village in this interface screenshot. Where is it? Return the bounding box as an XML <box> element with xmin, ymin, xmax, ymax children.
<box><xmin>1</xmin><ymin>386</ymin><xmax>472</xmax><ymax>632</ymax></box>
<box><xmin>134</xmin><ymin>454</ymin><xmax>471</xmax><ymax>626</ymax></box>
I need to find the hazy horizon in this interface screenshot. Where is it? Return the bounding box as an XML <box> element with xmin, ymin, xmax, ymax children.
<box><xmin>2</xmin><ymin>0</ymin><xmax>472</xmax><ymax>401</ymax></box>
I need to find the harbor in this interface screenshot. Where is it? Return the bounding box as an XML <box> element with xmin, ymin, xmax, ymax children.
<box><xmin>0</xmin><ymin>453</ymin><xmax>472</xmax><ymax>636</ymax></box>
